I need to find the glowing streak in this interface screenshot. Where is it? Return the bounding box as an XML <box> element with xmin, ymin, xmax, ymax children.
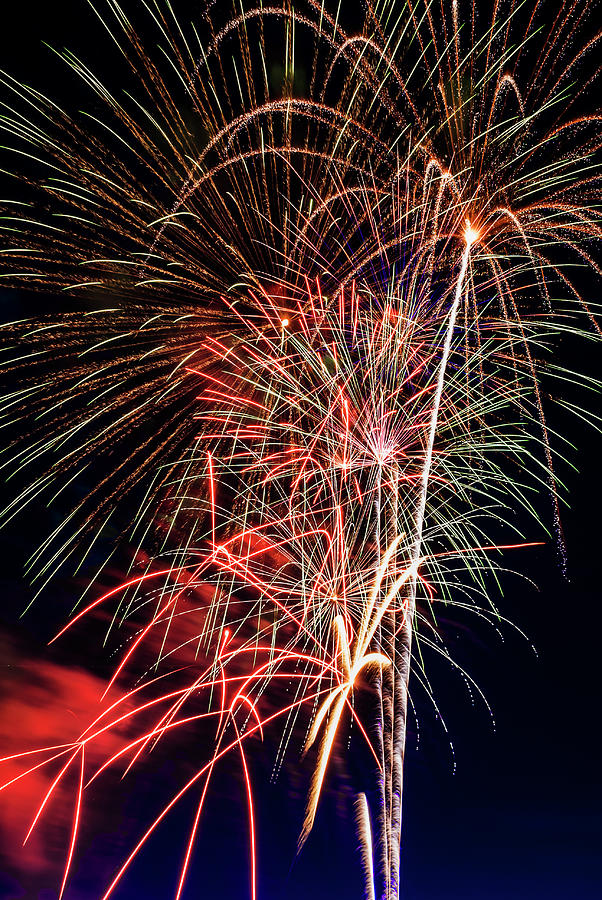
<box><xmin>23</xmin><ymin>749</ymin><xmax>79</xmax><ymax>845</ymax></box>
<box><xmin>356</xmin><ymin>793</ymin><xmax>376</xmax><ymax>900</ymax></box>
<box><xmin>59</xmin><ymin>746</ymin><xmax>85</xmax><ymax>900</ymax></box>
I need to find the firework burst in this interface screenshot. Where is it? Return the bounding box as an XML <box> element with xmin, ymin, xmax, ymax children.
<box><xmin>0</xmin><ymin>1</ymin><xmax>601</xmax><ymax>898</ymax></box>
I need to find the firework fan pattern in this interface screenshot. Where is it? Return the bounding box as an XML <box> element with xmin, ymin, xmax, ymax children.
<box><xmin>0</xmin><ymin>1</ymin><xmax>601</xmax><ymax>898</ymax></box>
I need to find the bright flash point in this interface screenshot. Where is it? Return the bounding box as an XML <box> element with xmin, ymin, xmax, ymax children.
<box><xmin>464</xmin><ymin>221</ymin><xmax>479</xmax><ymax>246</ymax></box>
<box><xmin>281</xmin><ymin>318</ymin><xmax>289</xmax><ymax>328</ymax></box>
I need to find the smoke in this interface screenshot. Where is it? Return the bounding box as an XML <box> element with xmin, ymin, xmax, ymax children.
<box><xmin>0</xmin><ymin>628</ymin><xmax>135</xmax><ymax>896</ymax></box>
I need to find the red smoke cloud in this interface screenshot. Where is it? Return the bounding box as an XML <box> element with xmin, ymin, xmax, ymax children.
<box><xmin>0</xmin><ymin>636</ymin><xmax>133</xmax><ymax>896</ymax></box>
<box><xmin>0</xmin><ymin>575</ymin><xmax>222</xmax><ymax>897</ymax></box>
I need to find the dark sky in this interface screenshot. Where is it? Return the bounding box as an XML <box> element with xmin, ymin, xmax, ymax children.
<box><xmin>0</xmin><ymin>3</ymin><xmax>600</xmax><ymax>899</ymax></box>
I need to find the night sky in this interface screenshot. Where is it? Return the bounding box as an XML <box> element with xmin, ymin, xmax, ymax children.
<box><xmin>0</xmin><ymin>3</ymin><xmax>600</xmax><ymax>899</ymax></box>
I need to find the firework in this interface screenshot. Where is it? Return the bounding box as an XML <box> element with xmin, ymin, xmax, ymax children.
<box><xmin>0</xmin><ymin>1</ymin><xmax>600</xmax><ymax>898</ymax></box>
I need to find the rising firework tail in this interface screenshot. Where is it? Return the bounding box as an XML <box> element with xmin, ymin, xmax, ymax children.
<box><xmin>0</xmin><ymin>1</ymin><xmax>601</xmax><ymax>898</ymax></box>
